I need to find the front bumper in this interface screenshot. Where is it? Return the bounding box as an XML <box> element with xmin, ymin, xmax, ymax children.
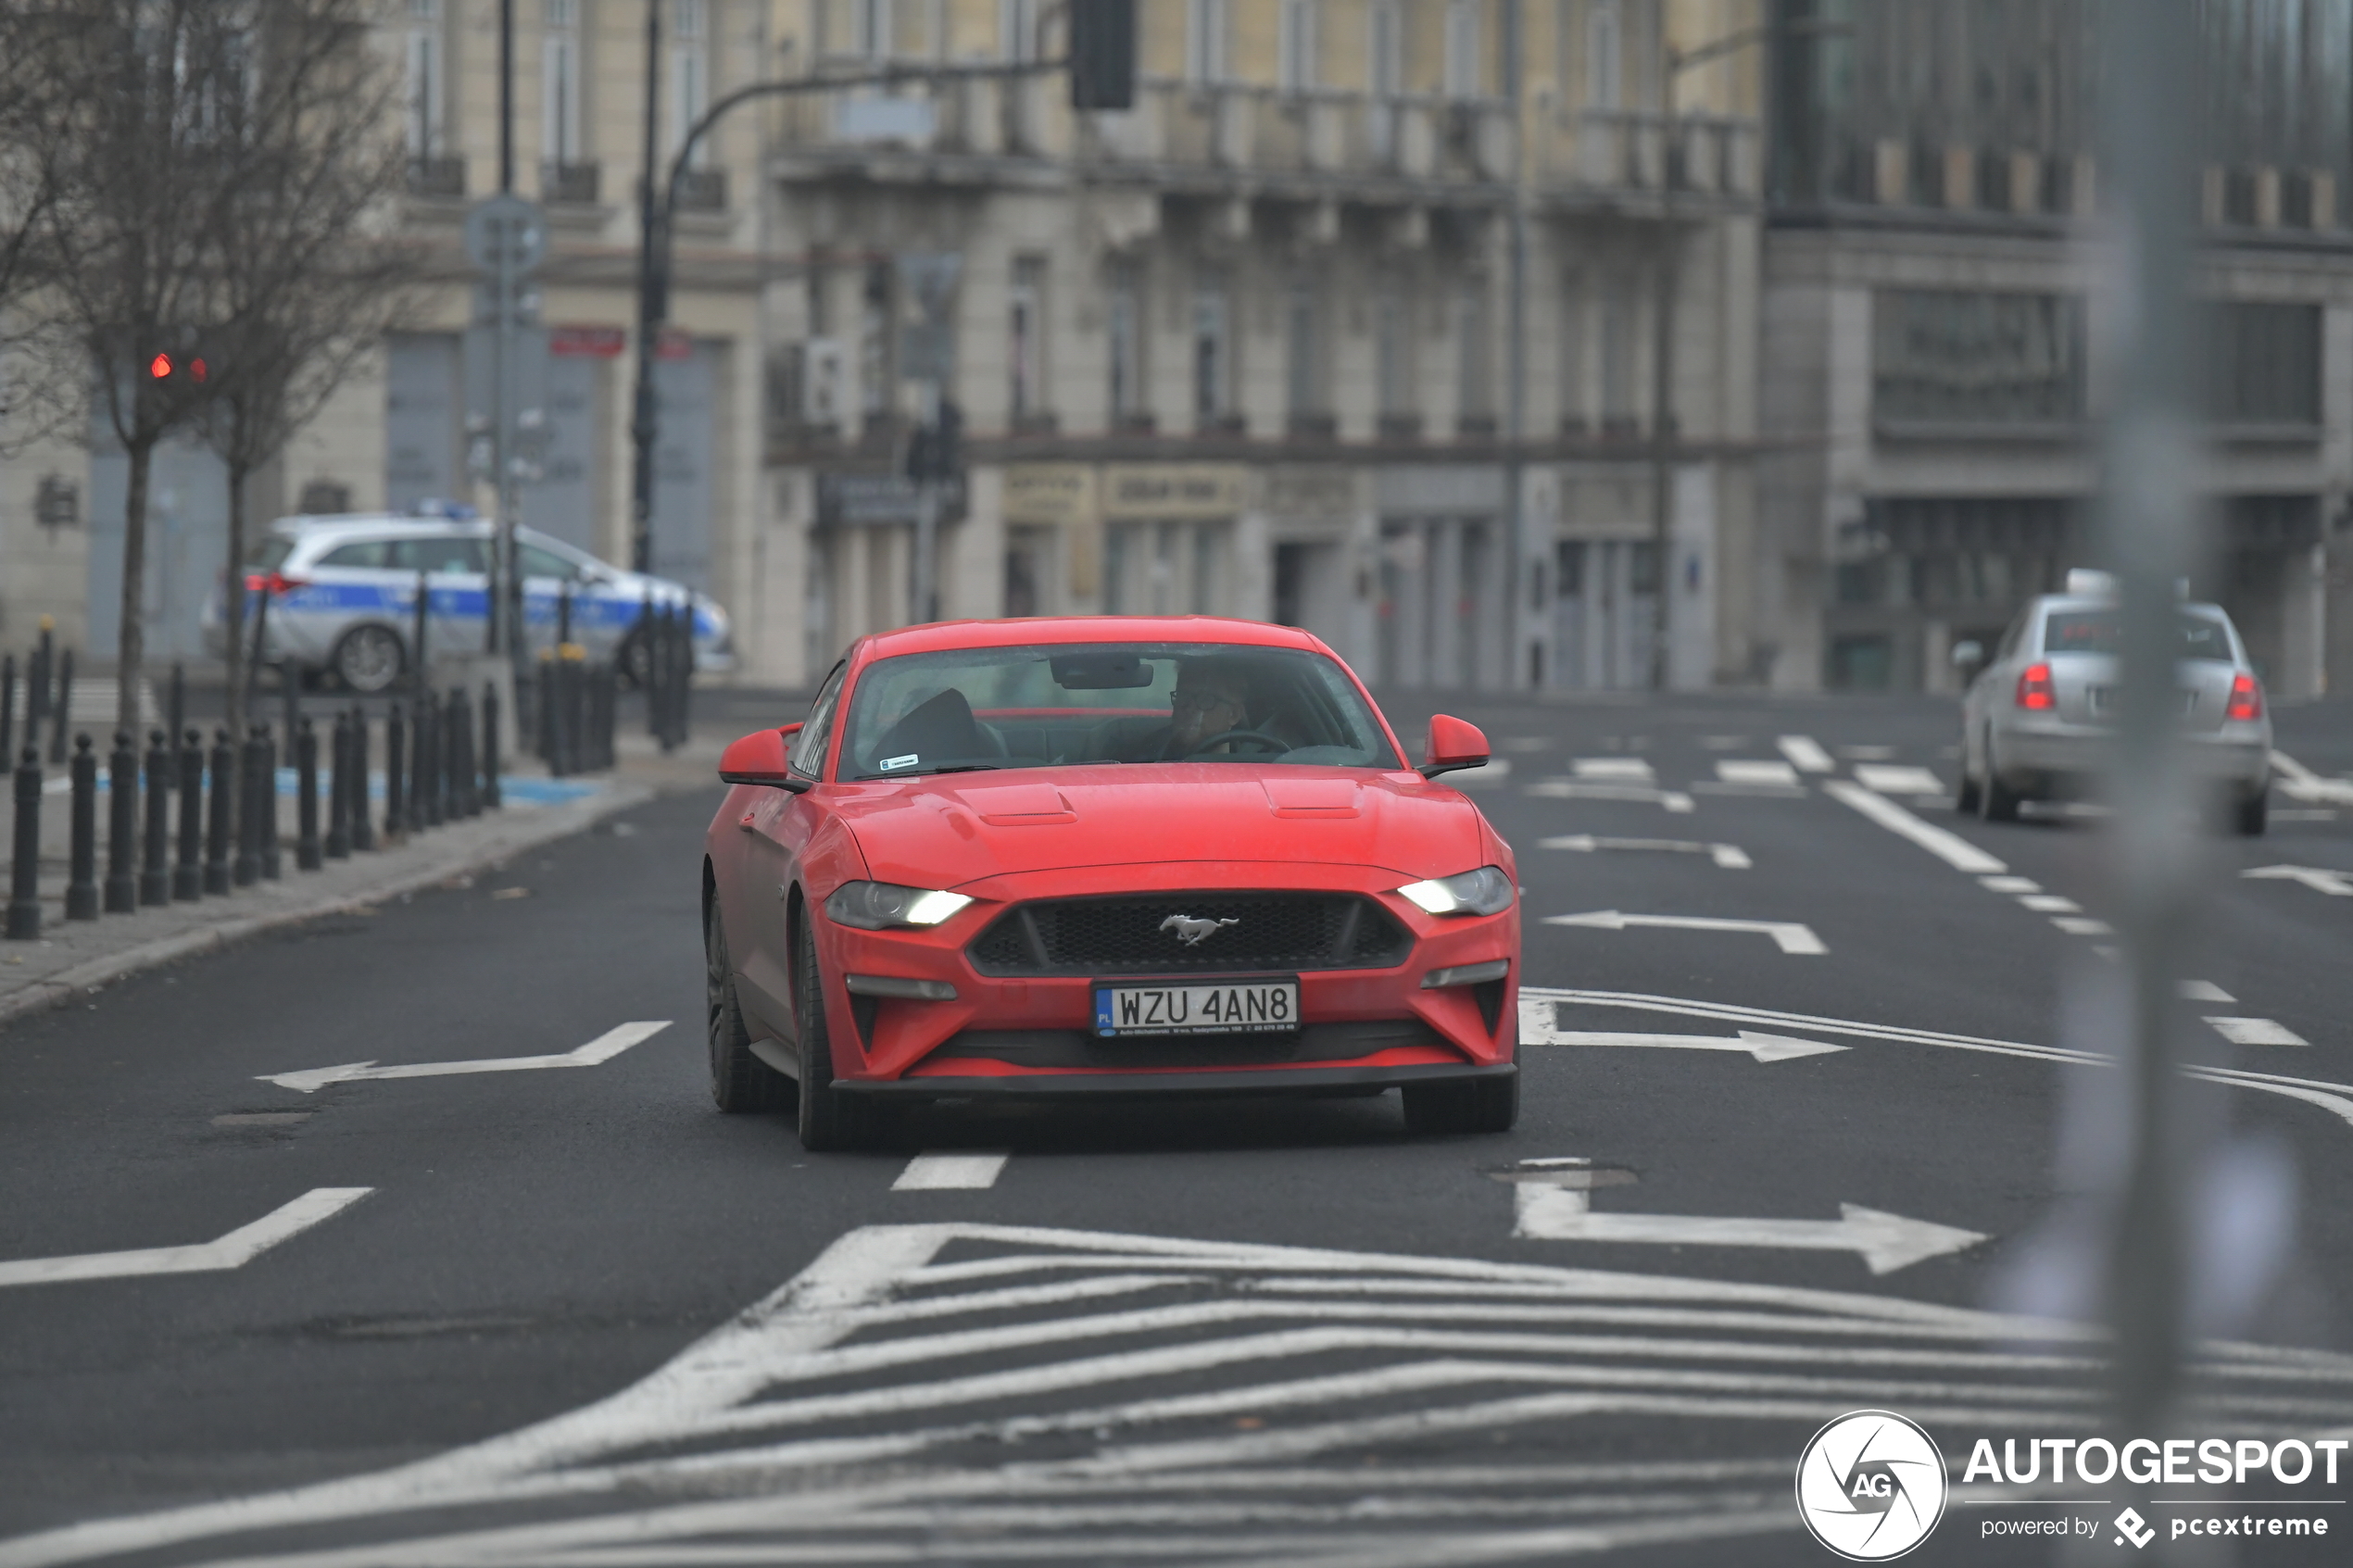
<box><xmin>810</xmin><ymin>860</ymin><xmax>1520</xmax><ymax>1090</ymax></box>
<box><xmin>839</xmin><ymin>1061</ymin><xmax>1516</xmax><ymax>1100</ymax></box>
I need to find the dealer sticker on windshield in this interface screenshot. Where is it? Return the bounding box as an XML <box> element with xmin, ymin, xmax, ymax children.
<box><xmin>1094</xmin><ymin>979</ymin><xmax>1300</xmax><ymax>1037</ymax></box>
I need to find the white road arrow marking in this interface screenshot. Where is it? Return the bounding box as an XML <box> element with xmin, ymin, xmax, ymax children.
<box><xmin>1715</xmin><ymin>759</ymin><xmax>1800</xmax><ymax>787</ymax></box>
<box><xmin>2243</xmin><ymin>864</ymin><xmax>2353</xmax><ymax>897</ymax></box>
<box><xmin>1527</xmin><ymin>781</ymin><xmax>1696</xmax><ymax>813</ymax></box>
<box><xmin>1512</xmin><ymin>1184</ymin><xmax>1985</xmax><ymax>1275</ymax></box>
<box><xmin>1542</xmin><ymin>910</ymin><xmax>1827</xmax><ymax>955</ymax></box>
<box><xmin>1525</xmin><ymin>1026</ymin><xmax>1848</xmax><ymax>1062</ymax></box>
<box><xmin>260</xmin><ymin>1022</ymin><xmax>672</xmax><ymax>1094</ymax></box>
<box><xmin>1776</xmin><ymin>734</ymin><xmax>1835</xmax><ymax>773</ymax></box>
<box><xmin>893</xmin><ymin>1154</ymin><xmax>1010</xmax><ymax>1191</ymax></box>
<box><xmin>2206</xmin><ymin>1016</ymin><xmax>2310</xmax><ymax>1047</ymax></box>
<box><xmin>1539</xmin><ymin>834</ymin><xmax>1750</xmax><ymax>869</ymax></box>
<box><xmin>2271</xmin><ymin>751</ymin><xmax>2353</xmax><ymax>805</ymax></box>
<box><xmin>0</xmin><ymin>1188</ymin><xmax>371</xmax><ymax>1289</ymax></box>
<box><xmin>1853</xmin><ymin>763</ymin><xmax>1944</xmax><ymax>797</ymax></box>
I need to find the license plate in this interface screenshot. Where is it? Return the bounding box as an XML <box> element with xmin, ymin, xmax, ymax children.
<box><xmin>1093</xmin><ymin>978</ymin><xmax>1301</xmax><ymax>1037</ymax></box>
<box><xmin>2087</xmin><ymin>686</ymin><xmax>2197</xmax><ymax>715</ymax></box>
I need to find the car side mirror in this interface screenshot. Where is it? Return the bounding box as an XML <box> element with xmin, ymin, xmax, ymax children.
<box><xmin>1951</xmin><ymin>641</ymin><xmax>1985</xmax><ymax>671</ymax></box>
<box><xmin>719</xmin><ymin>725</ymin><xmax>809</xmax><ymax>791</ymax></box>
<box><xmin>1420</xmin><ymin>714</ymin><xmax>1491</xmax><ymax>780</ymax></box>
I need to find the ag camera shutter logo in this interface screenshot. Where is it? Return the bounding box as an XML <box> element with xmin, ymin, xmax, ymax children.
<box><xmin>1795</xmin><ymin>1410</ymin><xmax>1949</xmax><ymax>1561</ymax></box>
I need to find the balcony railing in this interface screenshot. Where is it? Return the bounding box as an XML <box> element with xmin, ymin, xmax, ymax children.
<box><xmin>407</xmin><ymin>155</ymin><xmax>466</xmax><ymax>198</ymax></box>
<box><xmin>543</xmin><ymin>160</ymin><xmax>600</xmax><ymax>205</ymax></box>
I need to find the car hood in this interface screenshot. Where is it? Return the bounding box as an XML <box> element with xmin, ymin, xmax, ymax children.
<box><xmin>831</xmin><ymin>766</ymin><xmax>1491</xmax><ymax>888</ymax></box>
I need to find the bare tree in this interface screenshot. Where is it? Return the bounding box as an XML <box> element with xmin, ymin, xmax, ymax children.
<box><xmin>196</xmin><ymin>0</ymin><xmax>421</xmax><ymax>734</ymax></box>
<box><xmin>23</xmin><ymin>0</ymin><xmax>242</xmax><ymax>735</ymax></box>
<box><xmin>0</xmin><ymin>4</ymin><xmax>81</xmax><ymax>446</ymax></box>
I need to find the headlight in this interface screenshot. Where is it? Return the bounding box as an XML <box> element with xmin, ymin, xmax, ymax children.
<box><xmin>824</xmin><ymin>881</ymin><xmax>973</xmax><ymax>930</ymax></box>
<box><xmin>1397</xmin><ymin>866</ymin><xmax>1516</xmax><ymax>916</ymax></box>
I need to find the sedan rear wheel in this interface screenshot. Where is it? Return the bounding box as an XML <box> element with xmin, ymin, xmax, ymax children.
<box><xmin>2234</xmin><ymin>786</ymin><xmax>2269</xmax><ymax>837</ymax></box>
<box><xmin>707</xmin><ymin>902</ymin><xmax>792</xmax><ymax>1114</ymax></box>
<box><xmin>1955</xmin><ymin>741</ymin><xmax>1982</xmax><ymax>814</ymax></box>
<box><xmin>793</xmin><ymin>919</ymin><xmax>876</xmax><ymax>1152</ymax></box>
<box><xmin>1401</xmin><ymin>1072</ymin><xmax>1518</xmax><ymax>1135</ymax></box>
<box><xmin>1978</xmin><ymin>732</ymin><xmax>2022</xmax><ymax>822</ymax></box>
<box><xmin>332</xmin><ymin>624</ymin><xmax>405</xmax><ymax>695</ymax></box>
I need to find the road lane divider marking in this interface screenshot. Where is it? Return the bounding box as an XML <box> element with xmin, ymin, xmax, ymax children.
<box><xmin>1572</xmin><ymin>758</ymin><xmax>1655</xmax><ymax>782</ymax></box>
<box><xmin>894</xmin><ymin>1154</ymin><xmax>1011</xmax><ymax>1191</ymax></box>
<box><xmin>2243</xmin><ymin>864</ymin><xmax>2353</xmax><ymax>897</ymax></box>
<box><xmin>2180</xmin><ymin>980</ymin><xmax>2235</xmax><ymax>1003</ymax></box>
<box><xmin>1506</xmin><ymin>1160</ymin><xmax>1985</xmax><ymax>1275</ymax></box>
<box><xmin>1776</xmin><ymin>735</ymin><xmax>1835</xmax><ymax>773</ymax></box>
<box><xmin>1853</xmin><ymin>764</ymin><xmax>1945</xmax><ymax>797</ymax></box>
<box><xmin>1526</xmin><ymin>781</ymin><xmax>1695</xmax><ymax>813</ymax></box>
<box><xmin>1538</xmin><ymin>834</ymin><xmax>1750</xmax><ymax>869</ymax></box>
<box><xmin>2018</xmin><ymin>895</ymin><xmax>2081</xmax><ymax>913</ymax></box>
<box><xmin>2050</xmin><ymin>916</ymin><xmax>2113</xmax><ymax>937</ymax></box>
<box><xmin>1980</xmin><ymin>875</ymin><xmax>2039</xmax><ymax>893</ymax></box>
<box><xmin>1714</xmin><ymin>759</ymin><xmax>1801</xmax><ymax>787</ymax></box>
<box><xmin>1542</xmin><ymin>910</ymin><xmax>1826</xmax><ymax>955</ymax></box>
<box><xmin>0</xmin><ymin>1188</ymin><xmax>371</xmax><ymax>1289</ymax></box>
<box><xmin>2271</xmin><ymin>750</ymin><xmax>2353</xmax><ymax>805</ymax></box>
<box><xmin>2206</xmin><ymin>1017</ymin><xmax>2310</xmax><ymax>1047</ymax></box>
<box><xmin>1822</xmin><ymin>779</ymin><xmax>2007</xmax><ymax>875</ymax></box>
<box><xmin>258</xmin><ymin>1021</ymin><xmax>672</xmax><ymax>1094</ymax></box>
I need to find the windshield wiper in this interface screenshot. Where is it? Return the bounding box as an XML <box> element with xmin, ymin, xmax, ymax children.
<box><xmin>860</xmin><ymin>762</ymin><xmax>1001</xmax><ymax>779</ymax></box>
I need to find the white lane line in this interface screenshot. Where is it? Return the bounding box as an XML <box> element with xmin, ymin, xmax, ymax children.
<box><xmin>2243</xmin><ymin>864</ymin><xmax>2353</xmax><ymax>897</ymax></box>
<box><xmin>0</xmin><ymin>1188</ymin><xmax>371</xmax><ymax>1289</ymax></box>
<box><xmin>2051</xmin><ymin>916</ymin><xmax>2113</xmax><ymax>937</ymax></box>
<box><xmin>1776</xmin><ymin>735</ymin><xmax>1835</xmax><ymax>773</ymax></box>
<box><xmin>894</xmin><ymin>1154</ymin><xmax>1011</xmax><ymax>1192</ymax></box>
<box><xmin>1527</xmin><ymin>781</ymin><xmax>1696</xmax><ymax>813</ymax></box>
<box><xmin>2206</xmin><ymin>1017</ymin><xmax>2310</xmax><ymax>1047</ymax></box>
<box><xmin>2019</xmin><ymin>894</ymin><xmax>2082</xmax><ymax>913</ymax></box>
<box><xmin>1823</xmin><ymin>779</ymin><xmax>2007</xmax><ymax>875</ymax></box>
<box><xmin>1572</xmin><ymin>758</ymin><xmax>1655</xmax><ymax>782</ymax></box>
<box><xmin>2271</xmin><ymin>750</ymin><xmax>2353</xmax><ymax>805</ymax></box>
<box><xmin>258</xmin><ymin>1021</ymin><xmax>672</xmax><ymax>1094</ymax></box>
<box><xmin>1980</xmin><ymin>875</ymin><xmax>2040</xmax><ymax>894</ymax></box>
<box><xmin>1715</xmin><ymin>759</ymin><xmax>1800</xmax><ymax>787</ymax></box>
<box><xmin>1541</xmin><ymin>910</ymin><xmax>1826</xmax><ymax>955</ymax></box>
<box><xmin>1853</xmin><ymin>764</ymin><xmax>1944</xmax><ymax>797</ymax></box>
<box><xmin>2180</xmin><ymin>980</ymin><xmax>2236</xmax><ymax>1004</ymax></box>
<box><xmin>1443</xmin><ymin>758</ymin><xmax>1513</xmax><ymax>786</ymax></box>
<box><xmin>1538</xmin><ymin>835</ymin><xmax>1751</xmax><ymax>869</ymax></box>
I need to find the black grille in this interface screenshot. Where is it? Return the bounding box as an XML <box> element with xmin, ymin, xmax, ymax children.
<box><xmin>968</xmin><ymin>893</ymin><xmax>1410</xmax><ymax>977</ymax></box>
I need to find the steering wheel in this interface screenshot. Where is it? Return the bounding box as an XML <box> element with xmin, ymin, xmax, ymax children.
<box><xmin>1184</xmin><ymin>728</ymin><xmax>1290</xmax><ymax>759</ymax></box>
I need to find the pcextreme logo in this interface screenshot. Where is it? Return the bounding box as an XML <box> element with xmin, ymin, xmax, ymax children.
<box><xmin>1795</xmin><ymin>1410</ymin><xmax>1950</xmax><ymax>1561</ymax></box>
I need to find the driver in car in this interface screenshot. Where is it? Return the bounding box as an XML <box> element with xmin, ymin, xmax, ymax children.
<box><xmin>1164</xmin><ymin>659</ymin><xmax>1292</xmax><ymax>759</ymax></box>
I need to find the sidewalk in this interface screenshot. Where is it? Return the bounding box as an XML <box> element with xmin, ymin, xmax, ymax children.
<box><xmin>1</xmin><ymin>727</ymin><xmax>726</xmax><ymax>1032</ymax></box>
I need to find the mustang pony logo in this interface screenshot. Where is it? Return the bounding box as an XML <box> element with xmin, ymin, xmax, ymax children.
<box><xmin>1160</xmin><ymin>914</ymin><xmax>1240</xmax><ymax>947</ymax></box>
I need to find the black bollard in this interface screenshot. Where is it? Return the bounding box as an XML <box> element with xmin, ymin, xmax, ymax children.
<box><xmin>281</xmin><ymin>661</ymin><xmax>298</xmax><ymax>757</ymax></box>
<box><xmin>104</xmin><ymin>731</ymin><xmax>138</xmax><ymax>913</ymax></box>
<box><xmin>296</xmin><ymin>718</ymin><xmax>324</xmax><ymax>871</ymax></box>
<box><xmin>351</xmin><ymin>708</ymin><xmax>376</xmax><ymax>850</ymax></box>
<box><xmin>173</xmin><ymin>729</ymin><xmax>203</xmax><ymax>900</ymax></box>
<box><xmin>49</xmin><ymin>646</ymin><xmax>73</xmax><ymax>765</ymax></box>
<box><xmin>535</xmin><ymin>652</ymin><xmax>556</xmax><ymax>767</ymax></box>
<box><xmin>1</xmin><ymin>651</ymin><xmax>14</xmax><ymax>760</ymax></box>
<box><xmin>447</xmin><ymin>687</ymin><xmax>474</xmax><ymax>818</ymax></box>
<box><xmin>205</xmin><ymin>729</ymin><xmax>234</xmax><ymax>896</ymax></box>
<box><xmin>384</xmin><ymin>703</ymin><xmax>407</xmax><ymax>843</ymax></box>
<box><xmin>167</xmin><ymin>663</ymin><xmax>185</xmax><ymax>780</ymax></box>
<box><xmin>259</xmin><ymin>722</ymin><xmax>282</xmax><ymax>879</ymax></box>
<box><xmin>410</xmin><ymin>569</ymin><xmax>430</xmax><ymax>698</ymax></box>
<box><xmin>8</xmin><ymin>746</ymin><xmax>43</xmax><ymax>937</ymax></box>
<box><xmin>140</xmin><ymin>730</ymin><xmax>170</xmax><ymax>905</ymax></box>
<box><xmin>65</xmin><ymin>736</ymin><xmax>97</xmax><ymax>920</ymax></box>
<box><xmin>481</xmin><ymin>681</ymin><xmax>501</xmax><ymax>809</ymax></box>
<box><xmin>26</xmin><ymin>629</ymin><xmax>49</xmax><ymax>741</ymax></box>
<box><xmin>321</xmin><ymin>713</ymin><xmax>347</xmax><ymax>860</ymax></box>
<box><xmin>233</xmin><ymin>727</ymin><xmax>264</xmax><ymax>886</ymax></box>
<box><xmin>637</xmin><ymin>592</ymin><xmax>658</xmax><ymax>737</ymax></box>
<box><xmin>417</xmin><ymin>692</ymin><xmax>442</xmax><ymax>828</ymax></box>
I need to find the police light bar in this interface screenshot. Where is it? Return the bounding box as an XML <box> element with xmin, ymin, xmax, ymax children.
<box><xmin>408</xmin><ymin>498</ymin><xmax>481</xmax><ymax>521</ymax></box>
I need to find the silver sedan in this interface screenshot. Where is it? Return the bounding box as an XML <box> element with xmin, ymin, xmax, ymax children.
<box><xmin>1955</xmin><ymin>581</ymin><xmax>2272</xmax><ymax>835</ymax></box>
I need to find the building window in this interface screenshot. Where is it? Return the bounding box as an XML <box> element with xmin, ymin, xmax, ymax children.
<box><xmin>1009</xmin><ymin>256</ymin><xmax>1046</xmax><ymax>422</ymax></box>
<box><xmin>1457</xmin><ymin>279</ymin><xmax>1491</xmax><ymax>420</ymax></box>
<box><xmin>2208</xmin><ymin>301</ymin><xmax>2321</xmax><ymax>426</ymax></box>
<box><xmin>1192</xmin><ymin>270</ymin><xmax>1230</xmax><ymax>425</ymax></box>
<box><xmin>405</xmin><ymin>0</ymin><xmax>442</xmax><ymax>158</ymax></box>
<box><xmin>1186</xmin><ymin>0</ymin><xmax>1227</xmax><ymax>83</ymax></box>
<box><xmin>853</xmin><ymin>0</ymin><xmax>892</xmax><ymax>57</ymax></box>
<box><xmin>1284</xmin><ymin>273</ymin><xmax>1321</xmax><ymax>420</ymax></box>
<box><xmin>1278</xmin><ymin>0</ymin><xmax>1317</xmax><ymax>93</ymax></box>
<box><xmin>1873</xmin><ymin>291</ymin><xmax>2086</xmax><ymax>427</ymax></box>
<box><xmin>671</xmin><ymin>1</ymin><xmax>708</xmax><ymax>163</ymax></box>
<box><xmin>1108</xmin><ymin>263</ymin><xmax>1145</xmax><ymax>423</ymax></box>
<box><xmin>1000</xmin><ymin>0</ymin><xmax>1037</xmax><ymax>60</ymax></box>
<box><xmin>542</xmin><ymin>6</ymin><xmax>581</xmax><ymax>168</ymax></box>
<box><xmin>1376</xmin><ymin>282</ymin><xmax>1413</xmax><ymax>417</ymax></box>
<box><xmin>1585</xmin><ymin>0</ymin><xmax>1621</xmax><ymax>111</ymax></box>
<box><xmin>1599</xmin><ymin>271</ymin><xmax>1636</xmax><ymax>430</ymax></box>
<box><xmin>1369</xmin><ymin>0</ymin><xmax>1403</xmax><ymax>96</ymax></box>
<box><xmin>860</xmin><ymin>264</ymin><xmax>893</xmax><ymax>417</ymax></box>
<box><xmin>1558</xmin><ymin>271</ymin><xmax>1588</xmax><ymax>431</ymax></box>
<box><xmin>1444</xmin><ymin>0</ymin><xmax>1484</xmax><ymax>98</ymax></box>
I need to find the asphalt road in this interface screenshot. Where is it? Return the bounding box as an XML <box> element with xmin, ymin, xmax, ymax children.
<box><xmin>4</xmin><ymin>693</ymin><xmax>2353</xmax><ymax>1567</ymax></box>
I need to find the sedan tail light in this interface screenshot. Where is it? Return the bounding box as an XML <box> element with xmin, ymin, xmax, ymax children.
<box><xmin>2014</xmin><ymin>662</ymin><xmax>2056</xmax><ymax>711</ymax></box>
<box><xmin>2226</xmin><ymin>671</ymin><xmax>2264</xmax><ymax>721</ymax></box>
<box><xmin>243</xmin><ymin>571</ymin><xmax>307</xmax><ymax>596</ymax></box>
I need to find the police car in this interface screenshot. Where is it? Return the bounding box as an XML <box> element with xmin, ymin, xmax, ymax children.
<box><xmin>203</xmin><ymin>506</ymin><xmax>734</xmax><ymax>694</ymax></box>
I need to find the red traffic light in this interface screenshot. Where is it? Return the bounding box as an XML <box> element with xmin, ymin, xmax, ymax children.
<box><xmin>190</xmin><ymin>357</ymin><xmax>207</xmax><ymax>382</ymax></box>
<box><xmin>148</xmin><ymin>352</ymin><xmax>172</xmax><ymax>379</ymax></box>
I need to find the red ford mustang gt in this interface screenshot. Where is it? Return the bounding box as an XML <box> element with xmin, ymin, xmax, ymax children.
<box><xmin>701</xmin><ymin>616</ymin><xmax>1520</xmax><ymax>1150</ymax></box>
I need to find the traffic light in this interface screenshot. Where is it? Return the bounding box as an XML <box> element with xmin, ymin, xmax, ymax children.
<box><xmin>1068</xmin><ymin>0</ymin><xmax>1135</xmax><ymax>111</ymax></box>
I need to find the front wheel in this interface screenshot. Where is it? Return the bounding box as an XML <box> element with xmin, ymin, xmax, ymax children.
<box><xmin>331</xmin><ymin>624</ymin><xmax>406</xmax><ymax>695</ymax></box>
<box><xmin>793</xmin><ymin>918</ymin><xmax>877</xmax><ymax>1152</ymax></box>
<box><xmin>707</xmin><ymin>902</ymin><xmax>792</xmax><ymax>1113</ymax></box>
<box><xmin>1402</xmin><ymin>1072</ymin><xmax>1518</xmax><ymax>1135</ymax></box>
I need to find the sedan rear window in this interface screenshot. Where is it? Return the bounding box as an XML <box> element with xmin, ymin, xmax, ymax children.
<box><xmin>841</xmin><ymin>643</ymin><xmax>1401</xmax><ymax>779</ymax></box>
<box><xmin>2041</xmin><ymin>611</ymin><xmax>2235</xmax><ymax>662</ymax></box>
<box><xmin>317</xmin><ymin>540</ymin><xmax>396</xmax><ymax>570</ymax></box>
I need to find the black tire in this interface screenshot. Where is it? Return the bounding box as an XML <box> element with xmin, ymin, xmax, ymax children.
<box><xmin>330</xmin><ymin>623</ymin><xmax>406</xmax><ymax>695</ymax></box>
<box><xmin>707</xmin><ymin>901</ymin><xmax>792</xmax><ymax>1113</ymax></box>
<box><xmin>793</xmin><ymin>916</ymin><xmax>875</xmax><ymax>1152</ymax></box>
<box><xmin>1955</xmin><ymin>746</ymin><xmax>1982</xmax><ymax>814</ymax></box>
<box><xmin>2234</xmin><ymin>787</ymin><xmax>2269</xmax><ymax>837</ymax></box>
<box><xmin>1401</xmin><ymin>1071</ymin><xmax>1518</xmax><ymax>1135</ymax></box>
<box><xmin>1979</xmin><ymin>734</ymin><xmax>2021</xmax><ymax>822</ymax></box>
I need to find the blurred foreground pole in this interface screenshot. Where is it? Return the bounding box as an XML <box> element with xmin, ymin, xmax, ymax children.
<box><xmin>2098</xmin><ymin>0</ymin><xmax>2203</xmax><ymax>1448</ymax></box>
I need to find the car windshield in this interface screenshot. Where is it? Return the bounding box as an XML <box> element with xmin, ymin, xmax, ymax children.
<box><xmin>245</xmin><ymin>535</ymin><xmax>296</xmax><ymax>571</ymax></box>
<box><xmin>839</xmin><ymin>643</ymin><xmax>1401</xmax><ymax>779</ymax></box>
<box><xmin>2042</xmin><ymin>610</ymin><xmax>2236</xmax><ymax>662</ymax></box>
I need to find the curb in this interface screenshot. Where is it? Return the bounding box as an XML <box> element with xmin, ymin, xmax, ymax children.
<box><xmin>0</xmin><ymin>780</ymin><xmax>658</xmax><ymax>1032</ymax></box>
